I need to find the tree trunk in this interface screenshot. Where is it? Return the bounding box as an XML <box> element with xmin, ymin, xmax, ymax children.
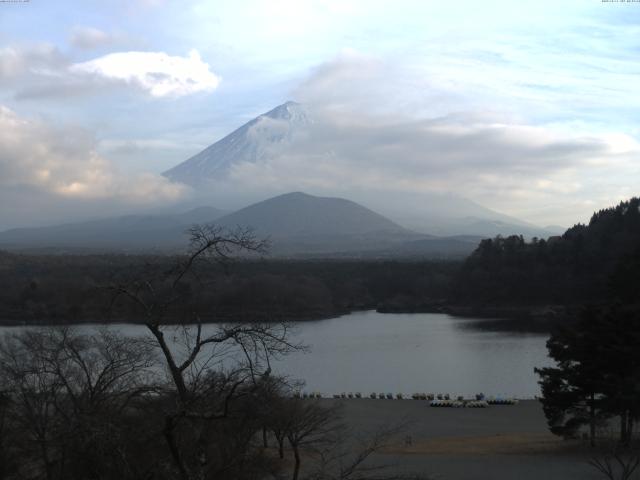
<box><xmin>164</xmin><ymin>415</ymin><xmax>190</xmax><ymax>480</ymax></box>
<box><xmin>620</xmin><ymin>411</ymin><xmax>629</xmax><ymax>446</ymax></box>
<box><xmin>147</xmin><ymin>325</ymin><xmax>189</xmax><ymax>401</ymax></box>
<box><xmin>39</xmin><ymin>441</ymin><xmax>54</xmax><ymax>480</ymax></box>
<box><xmin>292</xmin><ymin>445</ymin><xmax>301</xmax><ymax>480</ymax></box>
<box><xmin>589</xmin><ymin>393</ymin><xmax>596</xmax><ymax>447</ymax></box>
<box><xmin>278</xmin><ymin>437</ymin><xmax>284</xmax><ymax>459</ymax></box>
<box><xmin>262</xmin><ymin>426</ymin><xmax>268</xmax><ymax>448</ymax></box>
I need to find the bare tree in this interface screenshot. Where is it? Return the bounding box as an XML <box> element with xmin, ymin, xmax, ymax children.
<box><xmin>268</xmin><ymin>395</ymin><xmax>290</xmax><ymax>460</ymax></box>
<box><xmin>281</xmin><ymin>399</ymin><xmax>343</xmax><ymax>480</ymax></box>
<box><xmin>589</xmin><ymin>448</ymin><xmax>640</xmax><ymax>480</ymax></box>
<box><xmin>109</xmin><ymin>224</ymin><xmax>301</xmax><ymax>480</ymax></box>
<box><xmin>0</xmin><ymin>384</ymin><xmax>16</xmax><ymax>479</ymax></box>
<box><xmin>306</xmin><ymin>423</ymin><xmax>429</xmax><ymax>480</ymax></box>
<box><xmin>0</xmin><ymin>327</ymin><xmax>156</xmax><ymax>480</ymax></box>
<box><xmin>0</xmin><ymin>330</ymin><xmax>68</xmax><ymax>480</ymax></box>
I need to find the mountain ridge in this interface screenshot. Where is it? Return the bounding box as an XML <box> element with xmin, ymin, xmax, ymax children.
<box><xmin>215</xmin><ymin>191</ymin><xmax>411</xmax><ymax>237</ymax></box>
<box><xmin>0</xmin><ymin>206</ymin><xmax>226</xmax><ymax>252</ymax></box>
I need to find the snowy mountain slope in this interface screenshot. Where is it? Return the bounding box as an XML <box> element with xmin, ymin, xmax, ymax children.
<box><xmin>163</xmin><ymin>101</ymin><xmax>310</xmax><ymax>185</ymax></box>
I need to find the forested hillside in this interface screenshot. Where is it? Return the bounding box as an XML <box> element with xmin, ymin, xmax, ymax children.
<box><xmin>453</xmin><ymin>197</ymin><xmax>640</xmax><ymax>306</ymax></box>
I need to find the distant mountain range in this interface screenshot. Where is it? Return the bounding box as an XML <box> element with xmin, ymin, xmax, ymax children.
<box><xmin>0</xmin><ymin>192</ymin><xmax>480</xmax><ymax>257</ymax></box>
<box><xmin>0</xmin><ymin>207</ymin><xmax>225</xmax><ymax>252</ymax></box>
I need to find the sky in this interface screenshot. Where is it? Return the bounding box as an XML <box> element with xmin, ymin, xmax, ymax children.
<box><xmin>0</xmin><ymin>0</ymin><xmax>639</xmax><ymax>229</ymax></box>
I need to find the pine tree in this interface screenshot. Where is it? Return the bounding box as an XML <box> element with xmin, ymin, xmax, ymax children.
<box><xmin>536</xmin><ymin>305</ymin><xmax>640</xmax><ymax>446</ymax></box>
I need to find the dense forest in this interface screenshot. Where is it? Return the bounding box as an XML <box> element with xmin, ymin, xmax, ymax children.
<box><xmin>0</xmin><ymin>252</ymin><xmax>457</xmax><ymax>325</ymax></box>
<box><xmin>452</xmin><ymin>197</ymin><xmax>640</xmax><ymax>307</ymax></box>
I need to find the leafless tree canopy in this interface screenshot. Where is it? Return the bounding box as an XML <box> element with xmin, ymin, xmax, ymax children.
<box><xmin>589</xmin><ymin>444</ymin><xmax>640</xmax><ymax>480</ymax></box>
<box><xmin>0</xmin><ymin>224</ymin><xmax>426</xmax><ymax>480</ymax></box>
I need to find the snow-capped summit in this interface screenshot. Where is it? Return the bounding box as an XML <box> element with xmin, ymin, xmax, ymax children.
<box><xmin>263</xmin><ymin>100</ymin><xmax>309</xmax><ymax>122</ymax></box>
<box><xmin>163</xmin><ymin>101</ymin><xmax>310</xmax><ymax>186</ymax></box>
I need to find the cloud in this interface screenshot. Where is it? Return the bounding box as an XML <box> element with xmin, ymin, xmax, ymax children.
<box><xmin>69</xmin><ymin>27</ymin><xmax>115</xmax><ymax>50</ymax></box>
<box><xmin>293</xmin><ymin>50</ymin><xmax>505</xmax><ymax>124</ymax></box>
<box><xmin>228</xmin><ymin>109</ymin><xmax>634</xmax><ymax>193</ymax></box>
<box><xmin>1</xmin><ymin>45</ymin><xmax>220</xmax><ymax>99</ymax></box>
<box><xmin>0</xmin><ymin>106</ymin><xmax>187</xmax><ymax>203</ymax></box>
<box><xmin>0</xmin><ymin>44</ymin><xmax>112</xmax><ymax>100</ymax></box>
<box><xmin>0</xmin><ymin>44</ymin><xmax>66</xmax><ymax>79</ymax></box>
<box><xmin>201</xmin><ymin>99</ymin><xmax>637</xmax><ymax>227</ymax></box>
<box><xmin>286</xmin><ymin>53</ymin><xmax>640</xmax><ymax>225</ymax></box>
<box><xmin>70</xmin><ymin>50</ymin><xmax>221</xmax><ymax>97</ymax></box>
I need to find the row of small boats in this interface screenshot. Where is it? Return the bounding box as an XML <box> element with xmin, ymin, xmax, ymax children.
<box><xmin>430</xmin><ymin>400</ymin><xmax>488</xmax><ymax>408</ymax></box>
<box><xmin>293</xmin><ymin>391</ymin><xmax>518</xmax><ymax>405</ymax></box>
<box><xmin>293</xmin><ymin>392</ymin><xmax>323</xmax><ymax>399</ymax></box>
<box><xmin>430</xmin><ymin>398</ymin><xmax>518</xmax><ymax>407</ymax></box>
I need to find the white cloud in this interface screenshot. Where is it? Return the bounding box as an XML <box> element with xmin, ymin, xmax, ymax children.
<box><xmin>0</xmin><ymin>45</ymin><xmax>220</xmax><ymax>99</ymax></box>
<box><xmin>69</xmin><ymin>26</ymin><xmax>114</xmax><ymax>49</ymax></box>
<box><xmin>70</xmin><ymin>49</ymin><xmax>221</xmax><ymax>97</ymax></box>
<box><xmin>0</xmin><ymin>106</ymin><xmax>187</xmax><ymax>203</ymax></box>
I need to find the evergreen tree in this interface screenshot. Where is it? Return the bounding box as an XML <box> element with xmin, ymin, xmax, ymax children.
<box><xmin>535</xmin><ymin>307</ymin><xmax>607</xmax><ymax>446</ymax></box>
<box><xmin>536</xmin><ymin>306</ymin><xmax>640</xmax><ymax>445</ymax></box>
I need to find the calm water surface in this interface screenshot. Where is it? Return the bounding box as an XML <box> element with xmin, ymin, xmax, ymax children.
<box><xmin>0</xmin><ymin>311</ymin><xmax>551</xmax><ymax>398</ymax></box>
<box><xmin>278</xmin><ymin>311</ymin><xmax>550</xmax><ymax>398</ymax></box>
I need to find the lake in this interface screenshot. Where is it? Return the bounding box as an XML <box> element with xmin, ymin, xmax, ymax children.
<box><xmin>0</xmin><ymin>311</ymin><xmax>551</xmax><ymax>398</ymax></box>
<box><xmin>277</xmin><ymin>311</ymin><xmax>551</xmax><ymax>398</ymax></box>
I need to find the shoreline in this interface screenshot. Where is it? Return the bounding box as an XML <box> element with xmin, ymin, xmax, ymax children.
<box><xmin>0</xmin><ymin>304</ymin><xmax>563</xmax><ymax>333</ymax></box>
<box><xmin>378</xmin><ymin>303</ymin><xmax>569</xmax><ymax>332</ymax></box>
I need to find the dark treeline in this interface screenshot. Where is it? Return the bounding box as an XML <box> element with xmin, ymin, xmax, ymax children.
<box><xmin>452</xmin><ymin>197</ymin><xmax>640</xmax><ymax>307</ymax></box>
<box><xmin>0</xmin><ymin>252</ymin><xmax>458</xmax><ymax>325</ymax></box>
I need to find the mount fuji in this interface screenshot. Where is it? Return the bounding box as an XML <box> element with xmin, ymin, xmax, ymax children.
<box><xmin>163</xmin><ymin>101</ymin><xmax>310</xmax><ymax>186</ymax></box>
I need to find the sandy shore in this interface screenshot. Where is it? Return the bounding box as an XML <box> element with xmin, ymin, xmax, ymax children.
<box><xmin>320</xmin><ymin>399</ymin><xmax>604</xmax><ymax>480</ymax></box>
